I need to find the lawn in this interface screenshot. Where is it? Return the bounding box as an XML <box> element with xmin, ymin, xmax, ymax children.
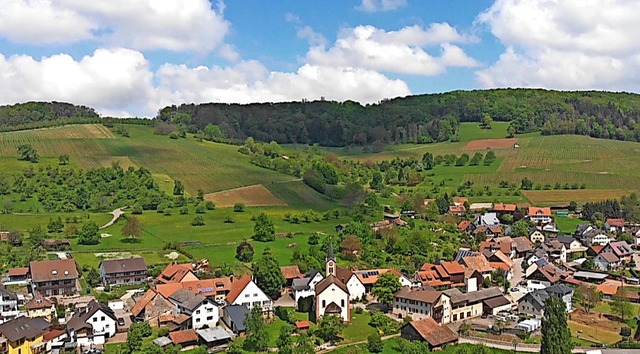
<box><xmin>569</xmin><ymin>320</ymin><xmax>622</xmax><ymax>345</ymax></box>
<box><xmin>554</xmin><ymin>215</ymin><xmax>583</xmax><ymax>234</ymax></box>
<box><xmin>329</xmin><ymin>339</ymin><xmax>512</xmax><ymax>354</ymax></box>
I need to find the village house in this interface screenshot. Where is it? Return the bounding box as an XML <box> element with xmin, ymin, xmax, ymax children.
<box><xmin>594</xmin><ymin>251</ymin><xmax>622</xmax><ymax>271</ymax></box>
<box><xmin>604</xmin><ymin>218</ymin><xmax>626</xmax><ymax>234</ymax></box>
<box><xmin>99</xmin><ymin>257</ymin><xmax>148</xmax><ymax>287</ymax></box>
<box><xmin>555</xmin><ymin>236</ymin><xmax>587</xmax><ymax>254</ymax></box>
<box><xmin>525</xmin><ymin>259</ymin><xmax>567</xmax><ymax>291</ymax></box>
<box><xmin>459</xmin><ymin>254</ymin><xmax>493</xmax><ymax>279</ymax></box>
<box><xmin>479</xmin><ymin>237</ymin><xmax>514</xmax><ymax>258</ymax></box>
<box><xmin>25</xmin><ymin>293</ymin><xmax>55</xmax><ymax>322</ymax></box>
<box><xmin>449</xmin><ymin>205</ymin><xmax>466</xmax><ymax>215</ymax></box>
<box><xmin>540</xmin><ymin>239</ymin><xmax>567</xmax><ymax>263</ymax></box>
<box><xmin>335</xmin><ymin>267</ymin><xmax>366</xmax><ymax>302</ymax></box>
<box><xmin>221</xmin><ymin>304</ymin><xmax>250</xmax><ymax>335</ymax></box>
<box><xmin>0</xmin><ymin>316</ymin><xmax>51</xmax><ymax>354</ymax></box>
<box><xmin>280</xmin><ymin>265</ymin><xmax>304</xmax><ymax>287</ymax></box>
<box><xmin>313</xmin><ymin>244</ymin><xmax>350</xmax><ymax>322</ymax></box>
<box><xmin>527</xmin><ymin>207</ymin><xmax>553</xmax><ymax>224</ymax></box>
<box><xmin>443</xmin><ymin>287</ymin><xmax>509</xmax><ymax>321</ymax></box>
<box><xmin>156</xmin><ymin>263</ymin><xmax>198</xmax><ymax>284</ymax></box>
<box><xmin>400</xmin><ymin>317</ymin><xmax>459</xmax><ymax>350</ymax></box>
<box><xmin>5</xmin><ymin>267</ymin><xmax>29</xmax><ymax>284</ymax></box>
<box><xmin>0</xmin><ymin>286</ymin><xmax>19</xmax><ymax>323</ymax></box>
<box><xmin>157</xmin><ymin>277</ymin><xmax>233</xmax><ymax>305</ymax></box>
<box><xmin>168</xmin><ymin>289</ymin><xmax>219</xmax><ymax>329</ymax></box>
<box><xmin>528</xmin><ymin>228</ymin><xmax>545</xmax><ymax>243</ymax></box>
<box><xmin>66</xmin><ymin>299</ymin><xmax>117</xmax><ymax>348</ymax></box>
<box><xmin>492</xmin><ymin>203</ymin><xmax>517</xmax><ymax>215</ymax></box>
<box><xmin>582</xmin><ymin>228</ymin><xmax>610</xmax><ymax>246</ymax></box>
<box><xmin>226</xmin><ymin>274</ymin><xmax>273</xmax><ymax>313</ymax></box>
<box><xmin>353</xmin><ymin>268</ymin><xmax>412</xmax><ymax>294</ymax></box>
<box><xmin>511</xmin><ymin>237</ymin><xmax>534</xmax><ymax>258</ymax></box>
<box><xmin>601</xmin><ymin>241</ymin><xmax>633</xmax><ymax>263</ymax></box>
<box><xmin>392</xmin><ymin>287</ymin><xmax>446</xmax><ymax>322</ymax></box>
<box><xmin>518</xmin><ymin>284</ymin><xmax>573</xmax><ymax>318</ymax></box>
<box><xmin>473</xmin><ymin>212</ymin><xmax>500</xmax><ymax>227</ymax></box>
<box><xmin>130</xmin><ymin>288</ymin><xmax>173</xmax><ymax>326</ymax></box>
<box><xmin>292</xmin><ymin>270</ymin><xmax>324</xmax><ymax>303</ymax></box>
<box><xmin>29</xmin><ymin>259</ymin><xmax>80</xmax><ymax>296</ymax></box>
<box><xmin>415</xmin><ymin>262</ymin><xmax>465</xmax><ymax>289</ymax></box>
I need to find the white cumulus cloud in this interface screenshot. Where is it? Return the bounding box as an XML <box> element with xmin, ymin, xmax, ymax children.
<box><xmin>0</xmin><ymin>0</ymin><xmax>230</xmax><ymax>52</ymax></box>
<box><xmin>307</xmin><ymin>24</ymin><xmax>478</xmax><ymax>76</ymax></box>
<box><xmin>477</xmin><ymin>0</ymin><xmax>640</xmax><ymax>91</ymax></box>
<box><xmin>0</xmin><ymin>48</ymin><xmax>153</xmax><ymax>114</ymax></box>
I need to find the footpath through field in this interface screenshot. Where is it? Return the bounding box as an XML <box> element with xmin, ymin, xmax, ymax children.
<box><xmin>100</xmin><ymin>208</ymin><xmax>125</xmax><ymax>229</ymax></box>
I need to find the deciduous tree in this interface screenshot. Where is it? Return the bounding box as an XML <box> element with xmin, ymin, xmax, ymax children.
<box><xmin>253</xmin><ymin>248</ymin><xmax>285</xmax><ymax>299</ymax></box>
<box><xmin>253</xmin><ymin>212</ymin><xmax>275</xmax><ymax>242</ymax></box>
<box><xmin>122</xmin><ymin>216</ymin><xmax>142</xmax><ymax>241</ymax></box>
<box><xmin>371</xmin><ymin>272</ymin><xmax>401</xmax><ymax>306</ymax></box>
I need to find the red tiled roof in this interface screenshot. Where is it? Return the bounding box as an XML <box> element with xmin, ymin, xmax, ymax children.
<box><xmin>131</xmin><ymin>288</ymin><xmax>158</xmax><ymax>317</ymax></box>
<box><xmin>449</xmin><ymin>205</ymin><xmax>466</xmax><ymax>213</ymax></box>
<box><xmin>405</xmin><ymin>317</ymin><xmax>458</xmax><ymax>347</ymax></box>
<box><xmin>226</xmin><ymin>274</ymin><xmax>252</xmax><ymax>304</ymax></box>
<box><xmin>528</xmin><ymin>207</ymin><xmax>552</xmax><ymax>217</ymax></box>
<box><xmin>156</xmin><ymin>283</ymin><xmax>183</xmax><ymax>299</ymax></box>
<box><xmin>156</xmin><ymin>263</ymin><xmax>194</xmax><ymax>284</ymax></box>
<box><xmin>8</xmin><ymin>267</ymin><xmax>29</xmax><ymax>276</ymax></box>
<box><xmin>43</xmin><ymin>329</ymin><xmax>65</xmax><ymax>341</ymax></box>
<box><xmin>169</xmin><ymin>329</ymin><xmax>198</xmax><ymax>344</ymax></box>
<box><xmin>590</xmin><ymin>245</ymin><xmax>604</xmax><ymax>254</ymax></box>
<box><xmin>440</xmin><ymin>261</ymin><xmax>465</xmax><ymax>275</ymax></box>
<box><xmin>295</xmin><ymin>320</ymin><xmax>310</xmax><ymax>329</ymax></box>
<box><xmin>180</xmin><ymin>278</ymin><xmax>232</xmax><ymax>297</ymax></box>
<box><xmin>461</xmin><ymin>255</ymin><xmax>493</xmax><ymax>273</ymax></box>
<box><xmin>458</xmin><ymin>220</ymin><xmax>472</xmax><ymax>231</ymax></box>
<box><xmin>493</xmin><ymin>203</ymin><xmax>517</xmax><ymax>212</ymax></box>
<box><xmin>606</xmin><ymin>218</ymin><xmax>625</xmax><ymax>227</ymax></box>
<box><xmin>596</xmin><ymin>283</ymin><xmax>619</xmax><ymax>296</ymax></box>
<box><xmin>280</xmin><ymin>265</ymin><xmax>304</xmax><ymax>280</ymax></box>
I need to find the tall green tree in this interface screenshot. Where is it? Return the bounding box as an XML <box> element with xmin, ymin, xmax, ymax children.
<box><xmin>422</xmin><ymin>152</ymin><xmax>434</xmax><ymax>170</ymax></box>
<box><xmin>244</xmin><ymin>306</ymin><xmax>269</xmax><ymax>352</ymax></box>
<box><xmin>125</xmin><ymin>322</ymin><xmax>152</xmax><ymax>354</ymax></box>
<box><xmin>77</xmin><ymin>222</ymin><xmax>100</xmax><ymax>245</ymax></box>
<box><xmin>173</xmin><ymin>180</ymin><xmax>184</xmax><ymax>195</ymax></box>
<box><xmin>253</xmin><ymin>212</ymin><xmax>275</xmax><ymax>242</ymax></box>
<box><xmin>573</xmin><ymin>283</ymin><xmax>600</xmax><ymax>314</ymax></box>
<box><xmin>316</xmin><ymin>315</ymin><xmax>345</xmax><ymax>343</ymax></box>
<box><xmin>371</xmin><ymin>272</ymin><xmax>401</xmax><ymax>306</ymax></box>
<box><xmin>122</xmin><ymin>216</ymin><xmax>142</xmax><ymax>241</ymax></box>
<box><xmin>541</xmin><ymin>297</ymin><xmax>573</xmax><ymax>354</ymax></box>
<box><xmin>253</xmin><ymin>248</ymin><xmax>285</xmax><ymax>299</ymax></box>
<box><xmin>296</xmin><ymin>332</ymin><xmax>315</xmax><ymax>354</ymax></box>
<box><xmin>367</xmin><ymin>332</ymin><xmax>383</xmax><ymax>353</ymax></box>
<box><xmin>610</xmin><ymin>287</ymin><xmax>633</xmax><ymax>321</ymax></box>
<box><xmin>276</xmin><ymin>325</ymin><xmax>294</xmax><ymax>354</ymax></box>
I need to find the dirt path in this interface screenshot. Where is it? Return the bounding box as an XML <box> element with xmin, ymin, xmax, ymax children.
<box><xmin>101</xmin><ymin>207</ymin><xmax>125</xmax><ymax>229</ymax></box>
<box><xmin>316</xmin><ymin>334</ymin><xmax>400</xmax><ymax>353</ymax></box>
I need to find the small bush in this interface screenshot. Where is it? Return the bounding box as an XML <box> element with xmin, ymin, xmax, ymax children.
<box><xmin>191</xmin><ymin>216</ymin><xmax>205</xmax><ymax>226</ymax></box>
<box><xmin>233</xmin><ymin>203</ymin><xmax>245</xmax><ymax>212</ymax></box>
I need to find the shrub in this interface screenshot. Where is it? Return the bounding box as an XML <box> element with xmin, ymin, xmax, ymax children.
<box><xmin>180</xmin><ymin>207</ymin><xmax>189</xmax><ymax>215</ymax></box>
<box><xmin>191</xmin><ymin>216</ymin><xmax>205</xmax><ymax>226</ymax></box>
<box><xmin>233</xmin><ymin>203</ymin><xmax>245</xmax><ymax>212</ymax></box>
<box><xmin>205</xmin><ymin>201</ymin><xmax>215</xmax><ymax>210</ymax></box>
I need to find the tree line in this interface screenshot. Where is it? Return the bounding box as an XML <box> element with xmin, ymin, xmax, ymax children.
<box><xmin>156</xmin><ymin>88</ymin><xmax>640</xmax><ymax>146</ymax></box>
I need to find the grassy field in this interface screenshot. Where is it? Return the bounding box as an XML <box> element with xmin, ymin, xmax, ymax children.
<box><xmin>205</xmin><ymin>184</ymin><xmax>287</xmax><ymax>207</ymax></box>
<box><xmin>338</xmin><ymin>123</ymin><xmax>640</xmax><ymax>204</ymax></box>
<box><xmin>0</xmin><ymin>124</ymin><xmax>298</xmax><ymax>194</ymax></box>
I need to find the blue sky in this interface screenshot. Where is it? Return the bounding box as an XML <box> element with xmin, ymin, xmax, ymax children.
<box><xmin>0</xmin><ymin>0</ymin><xmax>638</xmax><ymax>117</ymax></box>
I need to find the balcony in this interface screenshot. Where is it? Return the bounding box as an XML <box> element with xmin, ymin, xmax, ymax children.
<box><xmin>0</xmin><ymin>301</ymin><xmax>16</xmax><ymax>307</ymax></box>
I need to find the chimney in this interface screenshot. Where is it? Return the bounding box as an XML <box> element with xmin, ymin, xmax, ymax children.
<box><xmin>229</xmin><ymin>275</ymin><xmax>234</xmax><ymax>283</ymax></box>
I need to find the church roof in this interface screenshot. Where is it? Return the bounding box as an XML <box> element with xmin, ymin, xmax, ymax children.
<box><xmin>315</xmin><ymin>274</ymin><xmax>349</xmax><ymax>296</ymax></box>
<box><xmin>327</xmin><ymin>241</ymin><xmax>335</xmax><ymax>261</ymax></box>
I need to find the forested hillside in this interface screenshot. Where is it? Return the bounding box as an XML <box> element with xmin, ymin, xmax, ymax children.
<box><xmin>157</xmin><ymin>89</ymin><xmax>640</xmax><ymax>145</ymax></box>
<box><xmin>0</xmin><ymin>101</ymin><xmax>99</xmax><ymax>131</ymax></box>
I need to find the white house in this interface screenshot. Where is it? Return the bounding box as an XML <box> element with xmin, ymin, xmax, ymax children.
<box><xmin>66</xmin><ymin>300</ymin><xmax>117</xmax><ymax>348</ymax></box>
<box><xmin>582</xmin><ymin>229</ymin><xmax>611</xmax><ymax>246</ymax></box>
<box><xmin>604</xmin><ymin>219</ymin><xmax>625</xmax><ymax>233</ymax></box>
<box><xmin>292</xmin><ymin>270</ymin><xmax>324</xmax><ymax>303</ymax></box>
<box><xmin>337</xmin><ymin>269</ymin><xmax>366</xmax><ymax>301</ymax></box>
<box><xmin>314</xmin><ymin>243</ymin><xmax>350</xmax><ymax>322</ymax></box>
<box><xmin>527</xmin><ymin>207</ymin><xmax>553</xmax><ymax>224</ymax></box>
<box><xmin>0</xmin><ymin>285</ymin><xmax>19</xmax><ymax>323</ymax></box>
<box><xmin>226</xmin><ymin>274</ymin><xmax>273</xmax><ymax>313</ymax></box>
<box><xmin>594</xmin><ymin>252</ymin><xmax>621</xmax><ymax>271</ymax></box>
<box><xmin>169</xmin><ymin>289</ymin><xmax>219</xmax><ymax>329</ymax></box>
<box><xmin>474</xmin><ymin>212</ymin><xmax>500</xmax><ymax>227</ymax></box>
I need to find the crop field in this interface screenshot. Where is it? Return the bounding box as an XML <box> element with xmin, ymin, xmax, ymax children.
<box><xmin>205</xmin><ymin>184</ymin><xmax>287</xmax><ymax>207</ymax></box>
<box><xmin>523</xmin><ymin>189</ymin><xmax>637</xmax><ymax>205</ymax></box>
<box><xmin>463</xmin><ymin>138</ymin><xmax>518</xmax><ymax>150</ymax></box>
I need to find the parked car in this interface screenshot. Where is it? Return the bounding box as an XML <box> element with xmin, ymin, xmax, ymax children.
<box><xmin>117</xmin><ymin>318</ymin><xmax>125</xmax><ymax>326</ymax></box>
<box><xmin>510</xmin><ymin>287</ymin><xmax>519</xmax><ymax>292</ymax></box>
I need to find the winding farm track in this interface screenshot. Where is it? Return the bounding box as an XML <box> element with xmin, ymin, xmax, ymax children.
<box><xmin>100</xmin><ymin>207</ymin><xmax>125</xmax><ymax>229</ymax></box>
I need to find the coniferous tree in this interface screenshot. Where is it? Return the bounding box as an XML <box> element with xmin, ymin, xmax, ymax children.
<box><xmin>541</xmin><ymin>297</ymin><xmax>573</xmax><ymax>354</ymax></box>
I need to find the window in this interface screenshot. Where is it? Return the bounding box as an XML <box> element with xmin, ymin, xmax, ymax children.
<box><xmin>322</xmin><ymin>300</ymin><xmax>326</xmax><ymax>307</ymax></box>
<box><xmin>245</xmin><ymin>294</ymin><xmax>250</xmax><ymax>298</ymax></box>
<box><xmin>253</xmin><ymin>293</ymin><xmax>258</xmax><ymax>297</ymax></box>
<box><xmin>207</xmin><ymin>316</ymin><xmax>213</xmax><ymax>321</ymax></box>
<box><xmin>196</xmin><ymin>318</ymin><xmax>200</xmax><ymax>322</ymax></box>
<box><xmin>196</xmin><ymin>310</ymin><xmax>200</xmax><ymax>314</ymax></box>
<box><xmin>341</xmin><ymin>299</ymin><xmax>344</xmax><ymax>307</ymax></box>
<box><xmin>93</xmin><ymin>318</ymin><xmax>98</xmax><ymax>322</ymax></box>
<box><xmin>207</xmin><ymin>308</ymin><xmax>213</xmax><ymax>313</ymax></box>
<box><xmin>101</xmin><ymin>316</ymin><xmax>105</xmax><ymax>321</ymax></box>
<box><xmin>106</xmin><ymin>324</ymin><xmax>110</xmax><ymax>329</ymax></box>
<box><xmin>453</xmin><ymin>314</ymin><xmax>457</xmax><ymax>321</ymax></box>
<box><xmin>467</xmin><ymin>311</ymin><xmax>471</xmax><ymax>317</ymax></box>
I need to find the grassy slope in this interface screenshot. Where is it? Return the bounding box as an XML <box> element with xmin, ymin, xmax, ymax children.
<box><xmin>339</xmin><ymin>123</ymin><xmax>640</xmax><ymax>204</ymax></box>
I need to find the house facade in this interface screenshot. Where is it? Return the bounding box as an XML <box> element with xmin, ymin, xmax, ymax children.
<box><xmin>0</xmin><ymin>316</ymin><xmax>51</xmax><ymax>354</ymax></box>
<box><xmin>392</xmin><ymin>287</ymin><xmax>446</xmax><ymax>322</ymax></box>
<box><xmin>99</xmin><ymin>257</ymin><xmax>147</xmax><ymax>287</ymax></box>
<box><xmin>0</xmin><ymin>286</ymin><xmax>19</xmax><ymax>323</ymax></box>
<box><xmin>292</xmin><ymin>270</ymin><xmax>323</xmax><ymax>303</ymax></box>
<box><xmin>527</xmin><ymin>207</ymin><xmax>553</xmax><ymax>224</ymax></box>
<box><xmin>168</xmin><ymin>289</ymin><xmax>219</xmax><ymax>329</ymax></box>
<box><xmin>226</xmin><ymin>275</ymin><xmax>273</xmax><ymax>313</ymax></box>
<box><xmin>529</xmin><ymin>229</ymin><xmax>545</xmax><ymax>243</ymax></box>
<box><xmin>29</xmin><ymin>259</ymin><xmax>79</xmax><ymax>296</ymax></box>
<box><xmin>313</xmin><ymin>244</ymin><xmax>350</xmax><ymax>322</ymax></box>
<box><xmin>26</xmin><ymin>294</ymin><xmax>55</xmax><ymax>322</ymax></box>
<box><xmin>66</xmin><ymin>300</ymin><xmax>117</xmax><ymax>348</ymax></box>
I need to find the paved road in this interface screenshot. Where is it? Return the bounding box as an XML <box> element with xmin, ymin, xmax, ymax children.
<box><xmin>101</xmin><ymin>208</ymin><xmax>125</xmax><ymax>229</ymax></box>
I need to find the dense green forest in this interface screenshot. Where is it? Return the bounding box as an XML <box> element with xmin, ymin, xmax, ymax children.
<box><xmin>157</xmin><ymin>89</ymin><xmax>640</xmax><ymax>145</ymax></box>
<box><xmin>5</xmin><ymin>89</ymin><xmax>640</xmax><ymax>144</ymax></box>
